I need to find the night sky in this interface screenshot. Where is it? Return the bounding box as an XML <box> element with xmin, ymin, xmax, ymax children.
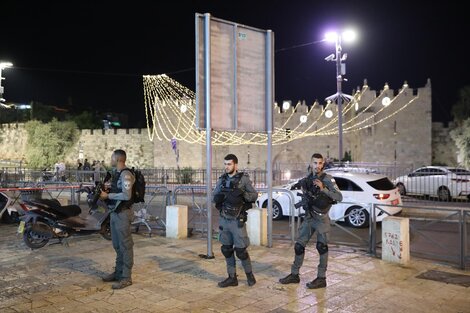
<box><xmin>1</xmin><ymin>1</ymin><xmax>468</xmax><ymax>127</ymax></box>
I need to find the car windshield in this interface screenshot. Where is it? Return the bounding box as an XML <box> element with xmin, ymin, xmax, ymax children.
<box><xmin>366</xmin><ymin>177</ymin><xmax>395</xmax><ymax>191</ymax></box>
<box><xmin>447</xmin><ymin>168</ymin><xmax>470</xmax><ymax>175</ymax></box>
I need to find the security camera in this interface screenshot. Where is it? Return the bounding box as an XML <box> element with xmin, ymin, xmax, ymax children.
<box><xmin>324</xmin><ymin>54</ymin><xmax>335</xmax><ymax>61</ymax></box>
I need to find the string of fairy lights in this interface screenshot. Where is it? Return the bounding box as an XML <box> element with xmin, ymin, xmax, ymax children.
<box><xmin>143</xmin><ymin>75</ymin><xmax>419</xmax><ymax>145</ymax></box>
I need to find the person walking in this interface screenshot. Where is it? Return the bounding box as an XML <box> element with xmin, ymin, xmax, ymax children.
<box><xmin>279</xmin><ymin>153</ymin><xmax>343</xmax><ymax>289</ymax></box>
<box><xmin>213</xmin><ymin>154</ymin><xmax>258</xmax><ymax>287</ymax></box>
<box><xmin>100</xmin><ymin>149</ymin><xmax>135</xmax><ymax>289</ymax></box>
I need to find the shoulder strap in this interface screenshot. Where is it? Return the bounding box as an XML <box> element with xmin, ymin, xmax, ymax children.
<box><xmin>220</xmin><ymin>172</ymin><xmax>243</xmax><ymax>188</ymax></box>
<box><xmin>232</xmin><ymin>172</ymin><xmax>244</xmax><ymax>188</ymax></box>
<box><xmin>118</xmin><ymin>168</ymin><xmax>134</xmax><ymax>178</ymax></box>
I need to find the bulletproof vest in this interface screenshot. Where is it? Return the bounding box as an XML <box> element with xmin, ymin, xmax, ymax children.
<box><xmin>110</xmin><ymin>170</ymin><xmax>120</xmax><ymax>193</ymax></box>
<box><xmin>108</xmin><ymin>168</ymin><xmax>133</xmax><ymax>211</ymax></box>
<box><xmin>304</xmin><ymin>172</ymin><xmax>333</xmax><ymax>215</ymax></box>
<box><xmin>220</xmin><ymin>172</ymin><xmax>245</xmax><ymax>218</ymax></box>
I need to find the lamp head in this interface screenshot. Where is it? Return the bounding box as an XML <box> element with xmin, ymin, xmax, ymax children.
<box><xmin>0</xmin><ymin>62</ymin><xmax>13</xmax><ymax>70</ymax></box>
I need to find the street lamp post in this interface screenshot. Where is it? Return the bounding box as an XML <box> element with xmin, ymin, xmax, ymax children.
<box><xmin>324</xmin><ymin>31</ymin><xmax>355</xmax><ymax>162</ymax></box>
<box><xmin>0</xmin><ymin>61</ymin><xmax>14</xmax><ymax>105</ymax></box>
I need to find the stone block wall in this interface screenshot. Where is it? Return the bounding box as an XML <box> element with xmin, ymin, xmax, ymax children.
<box><xmin>432</xmin><ymin>122</ymin><xmax>458</xmax><ymax>165</ymax></box>
<box><xmin>0</xmin><ymin>80</ymin><xmax>452</xmax><ymax>170</ymax></box>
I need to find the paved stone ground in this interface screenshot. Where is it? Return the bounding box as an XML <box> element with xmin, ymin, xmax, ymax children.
<box><xmin>1</xmin><ymin>223</ymin><xmax>469</xmax><ymax>313</ymax></box>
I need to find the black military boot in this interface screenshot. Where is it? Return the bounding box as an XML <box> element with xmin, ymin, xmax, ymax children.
<box><xmin>306</xmin><ymin>277</ymin><xmax>326</xmax><ymax>289</ymax></box>
<box><xmin>246</xmin><ymin>272</ymin><xmax>256</xmax><ymax>286</ymax></box>
<box><xmin>218</xmin><ymin>274</ymin><xmax>238</xmax><ymax>288</ymax></box>
<box><xmin>102</xmin><ymin>272</ymin><xmax>119</xmax><ymax>282</ymax></box>
<box><xmin>279</xmin><ymin>273</ymin><xmax>300</xmax><ymax>284</ymax></box>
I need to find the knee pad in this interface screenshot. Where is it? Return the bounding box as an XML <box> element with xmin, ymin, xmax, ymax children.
<box><xmin>294</xmin><ymin>242</ymin><xmax>305</xmax><ymax>255</ymax></box>
<box><xmin>316</xmin><ymin>242</ymin><xmax>328</xmax><ymax>255</ymax></box>
<box><xmin>235</xmin><ymin>247</ymin><xmax>249</xmax><ymax>260</ymax></box>
<box><xmin>221</xmin><ymin>245</ymin><xmax>234</xmax><ymax>258</ymax></box>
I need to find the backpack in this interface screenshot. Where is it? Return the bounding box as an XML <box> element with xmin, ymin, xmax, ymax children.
<box><xmin>121</xmin><ymin>168</ymin><xmax>146</xmax><ymax>203</ymax></box>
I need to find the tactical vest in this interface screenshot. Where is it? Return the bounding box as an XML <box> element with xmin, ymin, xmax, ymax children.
<box><xmin>219</xmin><ymin>172</ymin><xmax>245</xmax><ymax>218</ymax></box>
<box><xmin>108</xmin><ymin>168</ymin><xmax>133</xmax><ymax>212</ymax></box>
<box><xmin>304</xmin><ymin>172</ymin><xmax>334</xmax><ymax>215</ymax></box>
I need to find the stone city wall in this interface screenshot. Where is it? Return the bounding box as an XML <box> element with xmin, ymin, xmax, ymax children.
<box><xmin>0</xmin><ymin>80</ymin><xmax>458</xmax><ymax>170</ymax></box>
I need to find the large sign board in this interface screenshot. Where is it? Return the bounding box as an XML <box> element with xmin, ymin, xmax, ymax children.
<box><xmin>196</xmin><ymin>13</ymin><xmax>273</xmax><ymax>132</ymax></box>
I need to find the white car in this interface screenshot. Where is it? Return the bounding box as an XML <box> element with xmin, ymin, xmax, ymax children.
<box><xmin>256</xmin><ymin>171</ymin><xmax>402</xmax><ymax>228</ymax></box>
<box><xmin>325</xmin><ymin>166</ymin><xmax>379</xmax><ymax>174</ymax></box>
<box><xmin>393</xmin><ymin>166</ymin><xmax>470</xmax><ymax>201</ymax></box>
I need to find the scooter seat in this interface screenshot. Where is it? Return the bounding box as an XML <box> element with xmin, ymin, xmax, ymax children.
<box><xmin>28</xmin><ymin>199</ymin><xmax>82</xmax><ymax>218</ymax></box>
<box><xmin>59</xmin><ymin>205</ymin><xmax>82</xmax><ymax>217</ymax></box>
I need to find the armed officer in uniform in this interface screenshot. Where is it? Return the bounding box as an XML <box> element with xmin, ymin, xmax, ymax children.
<box><xmin>100</xmin><ymin>149</ymin><xmax>135</xmax><ymax>289</ymax></box>
<box><xmin>279</xmin><ymin>153</ymin><xmax>342</xmax><ymax>289</ymax></box>
<box><xmin>213</xmin><ymin>154</ymin><xmax>258</xmax><ymax>288</ymax></box>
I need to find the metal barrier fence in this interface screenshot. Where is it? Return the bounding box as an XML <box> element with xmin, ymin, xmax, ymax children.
<box><xmin>255</xmin><ymin>187</ymin><xmax>297</xmax><ymax>247</ymax></box>
<box><xmin>0</xmin><ymin>182</ymin><xmax>80</xmax><ymax>219</ymax></box>
<box><xmin>368</xmin><ymin>203</ymin><xmax>470</xmax><ymax>270</ymax></box>
<box><xmin>171</xmin><ymin>185</ymin><xmax>211</xmax><ymax>235</ymax></box>
<box><xmin>130</xmin><ymin>186</ymin><xmax>170</xmax><ymax>235</ymax></box>
<box><xmin>2</xmin><ymin>178</ymin><xmax>468</xmax><ymax>269</ymax></box>
<box><xmin>3</xmin><ymin>166</ymin><xmax>470</xmax><ymax>203</ymax></box>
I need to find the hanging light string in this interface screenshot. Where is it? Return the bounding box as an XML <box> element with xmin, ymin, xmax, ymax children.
<box><xmin>143</xmin><ymin>75</ymin><xmax>418</xmax><ymax>145</ymax></box>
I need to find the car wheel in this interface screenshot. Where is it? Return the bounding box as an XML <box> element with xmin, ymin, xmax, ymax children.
<box><xmin>345</xmin><ymin>206</ymin><xmax>369</xmax><ymax>228</ymax></box>
<box><xmin>437</xmin><ymin>187</ymin><xmax>451</xmax><ymax>202</ymax></box>
<box><xmin>396</xmin><ymin>183</ymin><xmax>406</xmax><ymax>196</ymax></box>
<box><xmin>263</xmin><ymin>200</ymin><xmax>284</xmax><ymax>220</ymax></box>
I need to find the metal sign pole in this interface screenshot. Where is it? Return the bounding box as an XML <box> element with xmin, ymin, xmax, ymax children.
<box><xmin>266</xmin><ymin>30</ymin><xmax>274</xmax><ymax>248</ymax></box>
<box><xmin>204</xmin><ymin>13</ymin><xmax>214</xmax><ymax>258</ymax></box>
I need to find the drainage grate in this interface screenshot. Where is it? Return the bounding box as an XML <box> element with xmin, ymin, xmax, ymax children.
<box><xmin>416</xmin><ymin>270</ymin><xmax>470</xmax><ymax>287</ymax></box>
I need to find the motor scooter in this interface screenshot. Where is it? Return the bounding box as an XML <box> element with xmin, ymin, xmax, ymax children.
<box><xmin>18</xmin><ymin>173</ymin><xmax>112</xmax><ymax>249</ymax></box>
<box><xmin>0</xmin><ymin>191</ymin><xmax>20</xmax><ymax>224</ymax></box>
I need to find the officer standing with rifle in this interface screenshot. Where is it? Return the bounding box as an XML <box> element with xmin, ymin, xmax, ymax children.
<box><xmin>99</xmin><ymin>149</ymin><xmax>135</xmax><ymax>290</ymax></box>
<box><xmin>279</xmin><ymin>153</ymin><xmax>343</xmax><ymax>289</ymax></box>
<box><xmin>213</xmin><ymin>154</ymin><xmax>258</xmax><ymax>288</ymax></box>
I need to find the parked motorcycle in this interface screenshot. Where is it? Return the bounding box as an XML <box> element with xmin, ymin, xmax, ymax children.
<box><xmin>18</xmin><ymin>172</ymin><xmax>112</xmax><ymax>249</ymax></box>
<box><xmin>0</xmin><ymin>191</ymin><xmax>20</xmax><ymax>224</ymax></box>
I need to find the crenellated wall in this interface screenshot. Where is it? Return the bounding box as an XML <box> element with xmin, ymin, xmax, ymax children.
<box><xmin>0</xmin><ymin>80</ymin><xmax>457</xmax><ymax>169</ymax></box>
<box><xmin>432</xmin><ymin>121</ymin><xmax>459</xmax><ymax>166</ymax></box>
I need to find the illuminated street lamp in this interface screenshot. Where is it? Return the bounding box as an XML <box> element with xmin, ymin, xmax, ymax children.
<box><xmin>324</xmin><ymin>30</ymin><xmax>356</xmax><ymax>161</ymax></box>
<box><xmin>0</xmin><ymin>61</ymin><xmax>13</xmax><ymax>106</ymax></box>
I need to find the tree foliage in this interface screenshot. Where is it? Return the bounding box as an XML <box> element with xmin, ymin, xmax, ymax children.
<box><xmin>24</xmin><ymin>119</ymin><xmax>79</xmax><ymax>169</ymax></box>
<box><xmin>71</xmin><ymin>111</ymin><xmax>102</xmax><ymax>129</ymax></box>
<box><xmin>451</xmin><ymin>86</ymin><xmax>470</xmax><ymax>123</ymax></box>
<box><xmin>450</xmin><ymin>118</ymin><xmax>470</xmax><ymax>169</ymax></box>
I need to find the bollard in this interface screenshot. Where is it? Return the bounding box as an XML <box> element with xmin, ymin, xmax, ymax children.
<box><xmin>166</xmin><ymin>204</ymin><xmax>188</xmax><ymax>239</ymax></box>
<box><xmin>382</xmin><ymin>216</ymin><xmax>410</xmax><ymax>265</ymax></box>
<box><xmin>247</xmin><ymin>207</ymin><xmax>267</xmax><ymax>246</ymax></box>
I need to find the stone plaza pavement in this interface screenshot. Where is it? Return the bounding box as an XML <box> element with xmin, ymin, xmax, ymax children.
<box><xmin>0</xmin><ymin>223</ymin><xmax>469</xmax><ymax>313</ymax></box>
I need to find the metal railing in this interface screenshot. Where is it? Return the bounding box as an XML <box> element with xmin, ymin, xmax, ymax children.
<box><xmin>131</xmin><ymin>186</ymin><xmax>170</xmax><ymax>235</ymax></box>
<box><xmin>368</xmin><ymin>203</ymin><xmax>470</xmax><ymax>270</ymax></box>
<box><xmin>256</xmin><ymin>187</ymin><xmax>297</xmax><ymax>246</ymax></box>
<box><xmin>2</xmin><ymin>172</ymin><xmax>469</xmax><ymax>269</ymax></box>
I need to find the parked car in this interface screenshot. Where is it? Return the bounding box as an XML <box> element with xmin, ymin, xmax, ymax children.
<box><xmin>325</xmin><ymin>167</ymin><xmax>379</xmax><ymax>174</ymax></box>
<box><xmin>393</xmin><ymin>166</ymin><xmax>470</xmax><ymax>201</ymax></box>
<box><xmin>256</xmin><ymin>171</ymin><xmax>402</xmax><ymax>228</ymax></box>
